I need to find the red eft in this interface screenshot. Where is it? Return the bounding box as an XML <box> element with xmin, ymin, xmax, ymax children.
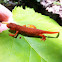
<box><xmin>6</xmin><ymin>23</ymin><xmax>59</xmax><ymax>41</ymax></box>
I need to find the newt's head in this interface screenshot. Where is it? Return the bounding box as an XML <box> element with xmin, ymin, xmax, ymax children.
<box><xmin>7</xmin><ymin>23</ymin><xmax>16</xmax><ymax>30</ymax></box>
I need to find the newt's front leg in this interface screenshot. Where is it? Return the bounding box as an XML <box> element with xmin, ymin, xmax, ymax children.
<box><xmin>28</xmin><ymin>24</ymin><xmax>36</xmax><ymax>29</ymax></box>
<box><xmin>23</xmin><ymin>24</ymin><xmax>36</xmax><ymax>28</ymax></box>
<box><xmin>9</xmin><ymin>31</ymin><xmax>19</xmax><ymax>37</ymax></box>
<box><xmin>23</xmin><ymin>25</ymin><xmax>26</xmax><ymax>27</ymax></box>
<box><xmin>39</xmin><ymin>34</ymin><xmax>46</xmax><ymax>41</ymax></box>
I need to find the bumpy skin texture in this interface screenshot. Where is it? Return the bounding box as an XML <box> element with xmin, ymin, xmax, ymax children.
<box><xmin>7</xmin><ymin>23</ymin><xmax>59</xmax><ymax>41</ymax></box>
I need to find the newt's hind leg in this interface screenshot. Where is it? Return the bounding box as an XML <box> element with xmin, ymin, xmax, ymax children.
<box><xmin>39</xmin><ymin>34</ymin><xmax>46</xmax><ymax>41</ymax></box>
<box><xmin>9</xmin><ymin>31</ymin><xmax>19</xmax><ymax>37</ymax></box>
<box><xmin>28</xmin><ymin>24</ymin><xmax>36</xmax><ymax>29</ymax></box>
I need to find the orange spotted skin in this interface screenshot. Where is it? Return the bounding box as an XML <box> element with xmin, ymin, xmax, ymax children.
<box><xmin>7</xmin><ymin>23</ymin><xmax>59</xmax><ymax>41</ymax></box>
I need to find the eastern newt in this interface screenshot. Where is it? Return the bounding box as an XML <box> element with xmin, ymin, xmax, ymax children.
<box><xmin>6</xmin><ymin>23</ymin><xmax>59</xmax><ymax>41</ymax></box>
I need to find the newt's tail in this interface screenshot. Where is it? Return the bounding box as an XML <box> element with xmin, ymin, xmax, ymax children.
<box><xmin>42</xmin><ymin>31</ymin><xmax>59</xmax><ymax>34</ymax></box>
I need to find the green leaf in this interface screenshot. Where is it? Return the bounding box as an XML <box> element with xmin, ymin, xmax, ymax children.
<box><xmin>0</xmin><ymin>6</ymin><xmax>62</xmax><ymax>62</ymax></box>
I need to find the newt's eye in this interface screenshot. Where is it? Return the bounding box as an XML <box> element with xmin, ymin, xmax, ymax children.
<box><xmin>9</xmin><ymin>26</ymin><xmax>12</xmax><ymax>28</ymax></box>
